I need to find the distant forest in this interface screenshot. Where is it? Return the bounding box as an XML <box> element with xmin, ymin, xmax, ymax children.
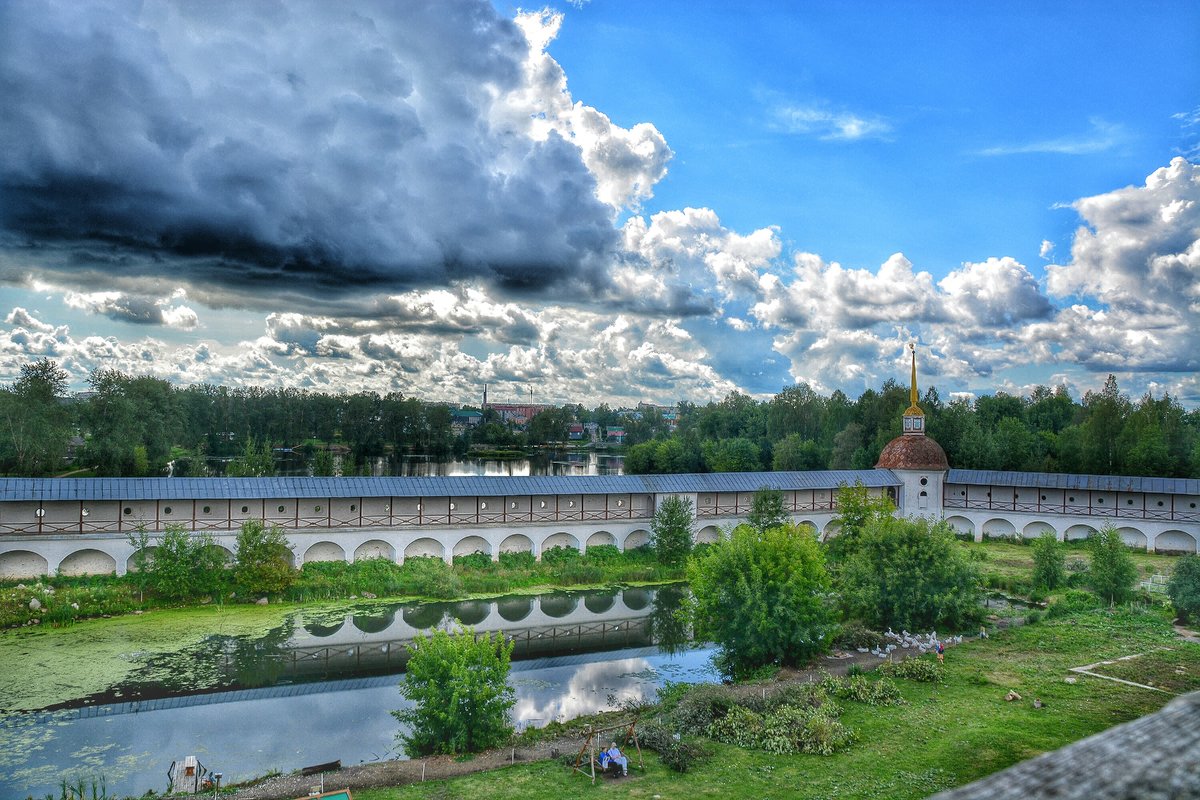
<box><xmin>2</xmin><ymin>357</ymin><xmax>1198</xmax><ymax>479</ymax></box>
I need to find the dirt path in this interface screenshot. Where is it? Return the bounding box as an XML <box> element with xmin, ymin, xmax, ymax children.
<box><xmin>223</xmin><ymin>645</ymin><xmax>939</xmax><ymax>800</ymax></box>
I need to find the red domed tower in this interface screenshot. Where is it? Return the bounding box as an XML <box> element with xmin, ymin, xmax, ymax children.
<box><xmin>876</xmin><ymin>344</ymin><xmax>947</xmax><ymax>515</ymax></box>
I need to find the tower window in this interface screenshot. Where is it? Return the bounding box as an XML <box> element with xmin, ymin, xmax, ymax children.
<box><xmin>919</xmin><ymin>477</ymin><xmax>928</xmax><ymax>486</ymax></box>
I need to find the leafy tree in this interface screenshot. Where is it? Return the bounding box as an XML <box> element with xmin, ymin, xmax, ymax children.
<box><xmin>838</xmin><ymin>516</ymin><xmax>981</xmax><ymax>631</ymax></box>
<box><xmin>826</xmin><ymin>482</ymin><xmax>894</xmax><ymax>564</ymax></box>
<box><xmin>1166</xmin><ymin>555</ymin><xmax>1200</xmax><ymax>623</ymax></box>
<box><xmin>226</xmin><ymin>438</ymin><xmax>275</xmax><ymax>477</ymax></box>
<box><xmin>311</xmin><ymin>448</ymin><xmax>336</xmax><ymax>476</ymax></box>
<box><xmin>1086</xmin><ymin>525</ymin><xmax>1139</xmax><ymax>606</ymax></box>
<box><xmin>139</xmin><ymin>524</ymin><xmax>227</xmax><ymax>601</ymax></box>
<box><xmin>126</xmin><ymin>525</ymin><xmax>154</xmax><ymax>602</ymax></box>
<box><xmin>393</xmin><ymin>628</ymin><xmax>515</xmax><ymax>755</ymax></box>
<box><xmin>1031</xmin><ymin>532</ymin><xmax>1066</xmax><ymax>590</ymax></box>
<box><xmin>688</xmin><ymin>523</ymin><xmax>835</xmax><ymax>678</ymax></box>
<box><xmin>771</xmin><ymin>433</ymin><xmax>827</xmax><ymax>471</ymax></box>
<box><xmin>702</xmin><ymin>437</ymin><xmax>762</xmax><ymax>472</ymax></box>
<box><xmin>234</xmin><ymin>519</ymin><xmax>296</xmax><ymax>596</ymax></box>
<box><xmin>747</xmin><ymin>487</ymin><xmax>788</xmax><ymax>534</ymax></box>
<box><xmin>651</xmin><ymin>495</ymin><xmax>695</xmax><ymax>566</ymax></box>
<box><xmin>0</xmin><ymin>358</ymin><xmax>72</xmax><ymax>475</ymax></box>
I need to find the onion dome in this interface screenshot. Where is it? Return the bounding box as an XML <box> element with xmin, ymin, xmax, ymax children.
<box><xmin>875</xmin><ymin>434</ymin><xmax>949</xmax><ymax>471</ymax></box>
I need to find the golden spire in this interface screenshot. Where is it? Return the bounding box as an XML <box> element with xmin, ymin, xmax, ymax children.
<box><xmin>904</xmin><ymin>342</ymin><xmax>924</xmax><ymax>418</ymax></box>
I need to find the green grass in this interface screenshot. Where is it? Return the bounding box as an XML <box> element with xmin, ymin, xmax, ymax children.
<box><xmin>958</xmin><ymin>539</ymin><xmax>1179</xmax><ymax>593</ymax></box>
<box><xmin>1085</xmin><ymin>647</ymin><xmax>1200</xmax><ymax>694</ymax></box>
<box><xmin>351</xmin><ymin>607</ymin><xmax>1197</xmax><ymax>800</ymax></box>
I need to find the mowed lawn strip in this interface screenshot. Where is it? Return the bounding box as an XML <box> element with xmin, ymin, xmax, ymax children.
<box><xmin>351</xmin><ymin>607</ymin><xmax>1191</xmax><ymax>800</ymax></box>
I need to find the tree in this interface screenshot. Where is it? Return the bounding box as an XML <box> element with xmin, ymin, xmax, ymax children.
<box><xmin>825</xmin><ymin>482</ymin><xmax>894</xmax><ymax>564</ymax></box>
<box><xmin>771</xmin><ymin>433</ymin><xmax>827</xmax><ymax>471</ymax></box>
<box><xmin>838</xmin><ymin>516</ymin><xmax>981</xmax><ymax>631</ymax></box>
<box><xmin>226</xmin><ymin>438</ymin><xmax>275</xmax><ymax>477</ymax></box>
<box><xmin>393</xmin><ymin>628</ymin><xmax>515</xmax><ymax>755</ymax></box>
<box><xmin>1166</xmin><ymin>555</ymin><xmax>1200</xmax><ymax>623</ymax></box>
<box><xmin>702</xmin><ymin>437</ymin><xmax>762</xmax><ymax>472</ymax></box>
<box><xmin>747</xmin><ymin>487</ymin><xmax>788</xmax><ymax>534</ymax></box>
<box><xmin>651</xmin><ymin>495</ymin><xmax>695</xmax><ymax>566</ymax></box>
<box><xmin>1086</xmin><ymin>525</ymin><xmax>1138</xmax><ymax>606</ymax></box>
<box><xmin>688</xmin><ymin>523</ymin><xmax>835</xmax><ymax>678</ymax></box>
<box><xmin>1031</xmin><ymin>532</ymin><xmax>1066</xmax><ymax>590</ymax></box>
<box><xmin>234</xmin><ymin>519</ymin><xmax>296</xmax><ymax>596</ymax></box>
<box><xmin>0</xmin><ymin>358</ymin><xmax>72</xmax><ymax>475</ymax></box>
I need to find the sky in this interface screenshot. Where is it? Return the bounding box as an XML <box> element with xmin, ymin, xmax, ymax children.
<box><xmin>0</xmin><ymin>0</ymin><xmax>1198</xmax><ymax>407</ymax></box>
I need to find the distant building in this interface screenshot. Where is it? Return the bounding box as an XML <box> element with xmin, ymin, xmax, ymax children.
<box><xmin>568</xmin><ymin>423</ymin><xmax>584</xmax><ymax>441</ymax></box>
<box><xmin>450</xmin><ymin>409</ymin><xmax>482</xmax><ymax>434</ymax></box>
<box><xmin>606</xmin><ymin>426</ymin><xmax>626</xmax><ymax>444</ymax></box>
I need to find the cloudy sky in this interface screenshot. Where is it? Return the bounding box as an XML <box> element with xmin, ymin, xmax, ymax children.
<box><xmin>1</xmin><ymin>0</ymin><xmax>1198</xmax><ymax>406</ymax></box>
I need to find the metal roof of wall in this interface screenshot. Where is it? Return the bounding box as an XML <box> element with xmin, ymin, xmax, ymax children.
<box><xmin>0</xmin><ymin>470</ymin><xmax>900</xmax><ymax>502</ymax></box>
<box><xmin>947</xmin><ymin>469</ymin><xmax>1200</xmax><ymax>496</ymax></box>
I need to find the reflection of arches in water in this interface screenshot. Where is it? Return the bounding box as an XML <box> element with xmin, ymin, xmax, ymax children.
<box><xmin>302</xmin><ymin>618</ymin><xmax>346</xmax><ymax>637</ymax></box>
<box><xmin>583</xmin><ymin>592</ymin><xmax>616</xmax><ymax>614</ymax></box>
<box><xmin>539</xmin><ymin>593</ymin><xmax>578</xmax><ymax>618</ymax></box>
<box><xmin>496</xmin><ymin>596</ymin><xmax>533</xmax><ymax>622</ymax></box>
<box><xmin>622</xmin><ymin>587</ymin><xmax>651</xmax><ymax>611</ymax></box>
<box><xmin>451</xmin><ymin>600</ymin><xmax>490</xmax><ymax>626</ymax></box>
<box><xmin>352</xmin><ymin>608</ymin><xmax>396</xmax><ymax>634</ymax></box>
<box><xmin>403</xmin><ymin>604</ymin><xmax>447</xmax><ymax>630</ymax></box>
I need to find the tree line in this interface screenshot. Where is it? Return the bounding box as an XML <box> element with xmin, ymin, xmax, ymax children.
<box><xmin>2</xmin><ymin>357</ymin><xmax>1198</xmax><ymax>478</ymax></box>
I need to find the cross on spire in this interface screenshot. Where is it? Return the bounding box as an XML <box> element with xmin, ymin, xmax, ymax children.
<box><xmin>903</xmin><ymin>342</ymin><xmax>925</xmax><ymax>434</ymax></box>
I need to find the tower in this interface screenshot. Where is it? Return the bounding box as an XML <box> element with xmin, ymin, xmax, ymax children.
<box><xmin>876</xmin><ymin>344</ymin><xmax>948</xmax><ymax>517</ymax></box>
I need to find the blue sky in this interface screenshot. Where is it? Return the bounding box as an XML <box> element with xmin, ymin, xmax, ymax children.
<box><xmin>1</xmin><ymin>0</ymin><xmax>1198</xmax><ymax>405</ymax></box>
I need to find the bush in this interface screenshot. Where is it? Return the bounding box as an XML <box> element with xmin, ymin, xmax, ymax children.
<box><xmin>1047</xmin><ymin>588</ymin><xmax>1100</xmax><ymax>618</ymax></box>
<box><xmin>1167</xmin><ymin>555</ymin><xmax>1200</xmax><ymax>623</ymax></box>
<box><xmin>880</xmin><ymin>656</ymin><xmax>943</xmax><ymax>683</ymax></box>
<box><xmin>498</xmin><ymin>550</ymin><xmax>537</xmax><ymax>570</ymax></box>
<box><xmin>689</xmin><ymin>523</ymin><xmax>836</xmax><ymax>678</ymax></box>
<box><xmin>833</xmin><ymin>621</ymin><xmax>884</xmax><ymax>651</ymax></box>
<box><xmin>401</xmin><ymin>557</ymin><xmax>463</xmax><ymax>599</ymax></box>
<box><xmin>582</xmin><ymin>544</ymin><xmax>623</xmax><ymax>564</ymax></box>
<box><xmin>136</xmin><ymin>524</ymin><xmax>228</xmax><ymax>602</ymax></box>
<box><xmin>706</xmin><ymin>705</ymin><xmax>765</xmax><ymax>748</ymax></box>
<box><xmin>1031</xmin><ymin>532</ymin><xmax>1066</xmax><ymax>590</ymax></box>
<box><xmin>668</xmin><ymin>683</ymin><xmax>738</xmax><ymax>735</ymax></box>
<box><xmin>837</xmin><ymin>674</ymin><xmax>904</xmax><ymax>706</ymax></box>
<box><xmin>550</xmin><ymin>561</ymin><xmax>604</xmax><ymax>585</ymax></box>
<box><xmin>234</xmin><ymin>519</ymin><xmax>296</xmax><ymax>597</ymax></box>
<box><xmin>638</xmin><ymin>720</ymin><xmax>708</xmax><ymax>773</ymax></box>
<box><xmin>540</xmin><ymin>545</ymin><xmax>581</xmax><ymax>565</ymax></box>
<box><xmin>393</xmin><ymin>627</ymin><xmax>515</xmax><ymax>755</ymax></box>
<box><xmin>651</xmin><ymin>495</ymin><xmax>695</xmax><ymax>566</ymax></box>
<box><xmin>452</xmin><ymin>552</ymin><xmax>494</xmax><ymax>571</ymax></box>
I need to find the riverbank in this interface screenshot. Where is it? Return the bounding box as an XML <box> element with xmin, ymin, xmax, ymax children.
<box><xmin>223</xmin><ymin>604</ymin><xmax>1199</xmax><ymax>800</ymax></box>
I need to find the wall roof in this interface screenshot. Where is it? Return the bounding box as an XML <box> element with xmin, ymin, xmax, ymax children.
<box><xmin>0</xmin><ymin>470</ymin><xmax>900</xmax><ymax>502</ymax></box>
<box><xmin>947</xmin><ymin>469</ymin><xmax>1200</xmax><ymax>496</ymax></box>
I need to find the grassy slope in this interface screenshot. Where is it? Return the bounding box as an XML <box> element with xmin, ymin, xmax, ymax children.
<box><xmin>353</xmin><ymin>608</ymin><xmax>1195</xmax><ymax>800</ymax></box>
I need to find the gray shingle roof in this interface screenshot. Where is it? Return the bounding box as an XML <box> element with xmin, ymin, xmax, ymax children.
<box><xmin>947</xmin><ymin>469</ymin><xmax>1200</xmax><ymax>496</ymax></box>
<box><xmin>929</xmin><ymin>690</ymin><xmax>1200</xmax><ymax>800</ymax></box>
<box><xmin>0</xmin><ymin>470</ymin><xmax>899</xmax><ymax>502</ymax></box>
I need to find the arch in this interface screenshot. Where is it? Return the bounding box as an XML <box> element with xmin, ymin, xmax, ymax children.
<box><xmin>1065</xmin><ymin>524</ymin><xmax>1098</xmax><ymax>542</ymax></box>
<box><xmin>126</xmin><ymin>546</ymin><xmax>159</xmax><ymax>573</ymax></box>
<box><xmin>623</xmin><ymin>529</ymin><xmax>650</xmax><ymax>550</ymax></box>
<box><xmin>58</xmin><ymin>549</ymin><xmax>117</xmax><ymax>577</ymax></box>
<box><xmin>303</xmin><ymin>541</ymin><xmax>345</xmax><ymax>564</ymax></box>
<box><xmin>1021</xmin><ymin>521</ymin><xmax>1056</xmax><ymax>539</ymax></box>
<box><xmin>352</xmin><ymin>608</ymin><xmax>396</xmax><ymax>634</ymax></box>
<box><xmin>539</xmin><ymin>593</ymin><xmax>578</xmax><ymax>618</ymax></box>
<box><xmin>982</xmin><ymin>518</ymin><xmax>1017</xmax><ymax>539</ymax></box>
<box><xmin>540</xmin><ymin>532</ymin><xmax>581</xmax><ymax>554</ymax></box>
<box><xmin>586</xmin><ymin>531</ymin><xmax>616</xmax><ymax>550</ymax></box>
<box><xmin>794</xmin><ymin>521</ymin><xmax>818</xmax><ymax>537</ymax></box>
<box><xmin>208</xmin><ymin>544</ymin><xmax>236</xmax><ymax>565</ymax></box>
<box><xmin>404</xmin><ymin>538</ymin><xmax>445</xmax><ymax>560</ymax></box>
<box><xmin>584</xmin><ymin>592</ymin><xmax>616</xmax><ymax>614</ymax></box>
<box><xmin>499</xmin><ymin>534</ymin><xmax>533</xmax><ymax>554</ymax></box>
<box><xmin>622</xmin><ymin>587</ymin><xmax>652</xmax><ymax>611</ymax></box>
<box><xmin>450</xmin><ymin>600</ymin><xmax>490</xmax><ymax>626</ymax></box>
<box><xmin>944</xmin><ymin>516</ymin><xmax>975</xmax><ymax>536</ymax></box>
<box><xmin>496</xmin><ymin>596</ymin><xmax>533</xmax><ymax>623</ymax></box>
<box><xmin>822</xmin><ymin>520</ymin><xmax>841</xmax><ymax>541</ymax></box>
<box><xmin>1116</xmin><ymin>526</ymin><xmax>1147</xmax><ymax>550</ymax></box>
<box><xmin>354</xmin><ymin>540</ymin><xmax>395</xmax><ymax>562</ymax></box>
<box><xmin>696</xmin><ymin>525</ymin><xmax>721</xmax><ymax>545</ymax></box>
<box><xmin>1154</xmin><ymin>530</ymin><xmax>1197</xmax><ymax>554</ymax></box>
<box><xmin>452</xmin><ymin>536</ymin><xmax>491</xmax><ymax>558</ymax></box>
<box><xmin>0</xmin><ymin>550</ymin><xmax>48</xmax><ymax>580</ymax></box>
<box><xmin>302</xmin><ymin>617</ymin><xmax>345</xmax><ymax>637</ymax></box>
<box><xmin>402</xmin><ymin>603</ymin><xmax>446</xmax><ymax>630</ymax></box>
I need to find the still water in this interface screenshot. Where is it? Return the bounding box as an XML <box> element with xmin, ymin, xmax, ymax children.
<box><xmin>1</xmin><ymin>586</ymin><xmax>712</xmax><ymax>799</ymax></box>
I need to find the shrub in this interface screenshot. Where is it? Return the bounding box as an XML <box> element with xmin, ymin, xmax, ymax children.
<box><xmin>668</xmin><ymin>683</ymin><xmax>738</xmax><ymax>735</ymax></box>
<box><xmin>401</xmin><ymin>557</ymin><xmax>463</xmax><ymax>599</ymax></box>
<box><xmin>651</xmin><ymin>495</ymin><xmax>695</xmax><ymax>566</ymax></box>
<box><xmin>498</xmin><ymin>550</ymin><xmax>536</xmax><ymax>570</ymax></box>
<box><xmin>837</xmin><ymin>674</ymin><xmax>904</xmax><ymax>706</ymax></box>
<box><xmin>550</xmin><ymin>561</ymin><xmax>603</xmax><ymax>585</ymax></box>
<box><xmin>880</xmin><ymin>656</ymin><xmax>943</xmax><ymax>683</ymax></box>
<box><xmin>1031</xmin><ymin>532</ymin><xmax>1066</xmax><ymax>590</ymax></box>
<box><xmin>638</xmin><ymin>720</ymin><xmax>708</xmax><ymax>773</ymax></box>
<box><xmin>540</xmin><ymin>545</ymin><xmax>581</xmax><ymax>565</ymax></box>
<box><xmin>689</xmin><ymin>523</ymin><xmax>836</xmax><ymax>678</ymax></box>
<box><xmin>706</xmin><ymin>705</ymin><xmax>765</xmax><ymax>748</ymax></box>
<box><xmin>1047</xmin><ymin>588</ymin><xmax>1099</xmax><ymax>618</ymax></box>
<box><xmin>833</xmin><ymin>621</ymin><xmax>884</xmax><ymax>651</ymax></box>
<box><xmin>138</xmin><ymin>524</ymin><xmax>228</xmax><ymax>601</ymax></box>
<box><xmin>393</xmin><ymin>627</ymin><xmax>515</xmax><ymax>755</ymax></box>
<box><xmin>1167</xmin><ymin>555</ymin><xmax>1200</xmax><ymax>623</ymax></box>
<box><xmin>452</xmin><ymin>552</ymin><xmax>494</xmax><ymax>571</ymax></box>
<box><xmin>234</xmin><ymin>519</ymin><xmax>296</xmax><ymax>597</ymax></box>
<box><xmin>582</xmin><ymin>544</ymin><xmax>623</xmax><ymax>564</ymax></box>
<box><xmin>742</xmin><ymin>682</ymin><xmax>834</xmax><ymax>715</ymax></box>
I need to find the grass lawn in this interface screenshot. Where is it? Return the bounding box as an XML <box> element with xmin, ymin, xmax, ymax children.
<box><xmin>959</xmin><ymin>539</ymin><xmax>1179</xmax><ymax>586</ymax></box>
<box><xmin>351</xmin><ymin>606</ymin><xmax>1198</xmax><ymax>800</ymax></box>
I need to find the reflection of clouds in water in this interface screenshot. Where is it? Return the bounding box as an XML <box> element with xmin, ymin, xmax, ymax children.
<box><xmin>511</xmin><ymin>656</ymin><xmax>657</xmax><ymax>724</ymax></box>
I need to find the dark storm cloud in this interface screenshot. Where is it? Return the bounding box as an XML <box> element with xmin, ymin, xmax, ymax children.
<box><xmin>0</xmin><ymin>0</ymin><xmax>619</xmax><ymax>301</ymax></box>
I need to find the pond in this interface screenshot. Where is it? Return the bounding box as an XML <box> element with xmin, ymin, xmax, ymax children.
<box><xmin>0</xmin><ymin>586</ymin><xmax>712</xmax><ymax>799</ymax></box>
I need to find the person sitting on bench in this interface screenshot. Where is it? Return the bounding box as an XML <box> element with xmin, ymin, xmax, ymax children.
<box><xmin>601</xmin><ymin>742</ymin><xmax>628</xmax><ymax>776</ymax></box>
